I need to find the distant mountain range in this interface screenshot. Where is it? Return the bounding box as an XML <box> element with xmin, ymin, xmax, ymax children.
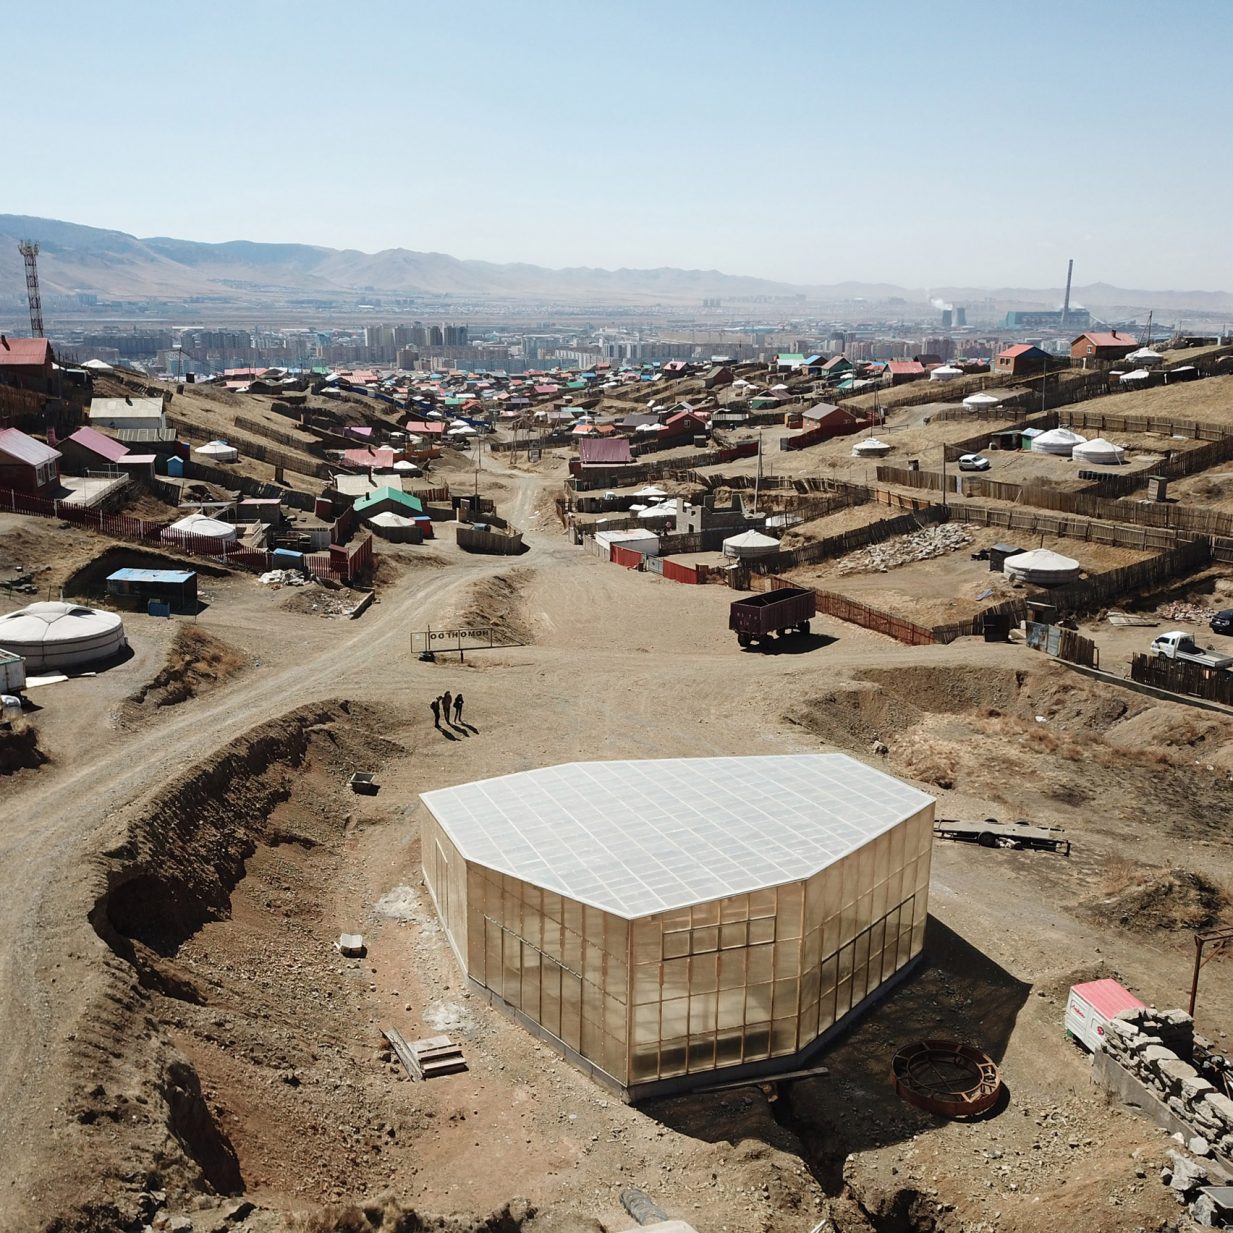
<box><xmin>1</xmin><ymin>214</ymin><xmax>1231</xmax><ymax>315</ymax></box>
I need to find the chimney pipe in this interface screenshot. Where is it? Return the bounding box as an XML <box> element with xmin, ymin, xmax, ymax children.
<box><xmin>1061</xmin><ymin>259</ymin><xmax>1074</xmax><ymax>329</ymax></box>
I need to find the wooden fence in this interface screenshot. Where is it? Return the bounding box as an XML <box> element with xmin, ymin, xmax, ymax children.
<box><xmin>1130</xmin><ymin>653</ymin><xmax>1233</xmax><ymax>706</ymax></box>
<box><xmin>456</xmin><ymin>525</ymin><xmax>525</xmax><ymax>554</ymax></box>
<box><xmin>1023</xmin><ymin>537</ymin><xmax>1212</xmax><ymax>616</ymax></box>
<box><xmin>233</xmin><ymin>415</ymin><xmax>325</xmax><ymax>453</ymax></box>
<box><xmin>1025</xmin><ymin>621</ymin><xmax>1100</xmax><ymax>668</ymax></box>
<box><xmin>962</xmin><ymin>476</ymin><xmax>1233</xmax><ymax>539</ymax></box>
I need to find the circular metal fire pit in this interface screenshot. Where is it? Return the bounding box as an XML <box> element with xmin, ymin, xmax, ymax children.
<box><xmin>892</xmin><ymin>1039</ymin><xmax>1003</xmax><ymax>1117</ymax></box>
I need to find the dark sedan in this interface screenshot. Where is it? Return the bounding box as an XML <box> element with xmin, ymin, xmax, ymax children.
<box><xmin>1211</xmin><ymin>609</ymin><xmax>1233</xmax><ymax>636</ymax></box>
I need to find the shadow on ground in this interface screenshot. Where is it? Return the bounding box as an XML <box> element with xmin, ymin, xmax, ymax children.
<box><xmin>644</xmin><ymin>916</ymin><xmax>1031</xmax><ymax>1190</ymax></box>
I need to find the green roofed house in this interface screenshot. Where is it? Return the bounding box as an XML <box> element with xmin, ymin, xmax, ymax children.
<box><xmin>353</xmin><ymin>486</ymin><xmax>424</xmax><ymax>518</ymax></box>
<box><xmin>772</xmin><ymin>353</ymin><xmax>806</xmax><ymax>371</ymax></box>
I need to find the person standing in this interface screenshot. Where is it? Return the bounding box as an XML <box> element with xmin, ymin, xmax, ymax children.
<box><xmin>430</xmin><ymin>698</ymin><xmax>441</xmax><ymax>727</ymax></box>
<box><xmin>441</xmin><ymin>690</ymin><xmax>453</xmax><ymax>724</ymax></box>
<box><xmin>453</xmin><ymin>693</ymin><xmax>464</xmax><ymax>724</ymax></box>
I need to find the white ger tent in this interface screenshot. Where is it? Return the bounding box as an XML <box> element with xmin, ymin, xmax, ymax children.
<box><xmin>193</xmin><ymin>440</ymin><xmax>240</xmax><ymax>461</ymax></box>
<box><xmin>852</xmin><ymin>437</ymin><xmax>892</xmax><ymax>457</ymax></box>
<box><xmin>0</xmin><ymin>601</ymin><xmax>127</xmax><ymax>670</ymax></box>
<box><xmin>162</xmin><ymin>513</ymin><xmax>238</xmax><ymax>543</ymax></box>
<box><xmin>1003</xmin><ymin>548</ymin><xmax>1081</xmax><ymax>585</ymax></box>
<box><xmin>722</xmin><ymin>530</ymin><xmax>781</xmax><ymax>559</ymax></box>
<box><xmin>1031</xmin><ymin>427</ymin><xmax>1087</xmax><ymax>457</ymax></box>
<box><xmin>1072</xmin><ymin>437</ymin><xmax>1127</xmax><ymax>466</ymax></box>
<box><xmin>962</xmin><ymin>391</ymin><xmax>1002</xmax><ymax>409</ymax></box>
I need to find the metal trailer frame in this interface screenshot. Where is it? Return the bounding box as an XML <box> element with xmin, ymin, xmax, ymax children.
<box><xmin>933</xmin><ymin>818</ymin><xmax>1071</xmax><ymax>856</ymax></box>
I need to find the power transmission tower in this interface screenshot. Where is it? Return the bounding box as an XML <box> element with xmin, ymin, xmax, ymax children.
<box><xmin>18</xmin><ymin>241</ymin><xmax>45</xmax><ymax>337</ymax></box>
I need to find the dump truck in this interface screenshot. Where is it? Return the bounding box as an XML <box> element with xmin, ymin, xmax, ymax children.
<box><xmin>1149</xmin><ymin>630</ymin><xmax>1233</xmax><ymax>671</ymax></box>
<box><xmin>729</xmin><ymin>586</ymin><xmax>816</xmax><ymax>649</ymax></box>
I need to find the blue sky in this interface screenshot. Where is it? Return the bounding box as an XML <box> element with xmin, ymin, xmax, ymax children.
<box><xmin>9</xmin><ymin>0</ymin><xmax>1231</xmax><ymax>289</ymax></box>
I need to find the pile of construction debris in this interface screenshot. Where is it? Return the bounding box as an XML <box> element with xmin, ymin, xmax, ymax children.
<box><xmin>258</xmin><ymin>569</ymin><xmax>310</xmax><ymax>588</ymax></box>
<box><xmin>1158</xmin><ymin>600</ymin><xmax>1217</xmax><ymax>623</ymax></box>
<box><xmin>837</xmin><ymin>522</ymin><xmax>974</xmax><ymax>575</ymax></box>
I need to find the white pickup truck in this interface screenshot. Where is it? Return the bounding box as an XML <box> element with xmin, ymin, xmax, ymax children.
<box><xmin>1149</xmin><ymin>630</ymin><xmax>1233</xmax><ymax>671</ymax></box>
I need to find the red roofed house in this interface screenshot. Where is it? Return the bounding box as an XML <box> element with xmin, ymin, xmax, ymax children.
<box><xmin>887</xmin><ymin>360</ymin><xmax>927</xmax><ymax>386</ymax></box>
<box><xmin>0</xmin><ymin>335</ymin><xmax>54</xmax><ymax>392</ymax></box>
<box><xmin>660</xmin><ymin>410</ymin><xmax>709</xmax><ymax>441</ymax></box>
<box><xmin>406</xmin><ymin>420</ymin><xmax>447</xmax><ymax>437</ymax></box>
<box><xmin>0</xmin><ymin>427</ymin><xmax>61</xmax><ymax>496</ymax></box>
<box><xmin>1070</xmin><ymin>332</ymin><xmax>1140</xmax><ymax>363</ymax></box>
<box><xmin>995</xmin><ymin>344</ymin><xmax>1050</xmax><ymax>375</ymax></box>
<box><xmin>57</xmin><ymin>426</ymin><xmax>130</xmax><ymax>474</ymax></box>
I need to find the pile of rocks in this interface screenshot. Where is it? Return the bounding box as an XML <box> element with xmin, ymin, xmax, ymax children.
<box><xmin>837</xmin><ymin>522</ymin><xmax>974</xmax><ymax>575</ymax></box>
<box><xmin>1102</xmin><ymin>1007</ymin><xmax>1233</xmax><ymax>1162</ymax></box>
<box><xmin>1158</xmin><ymin>600</ymin><xmax>1216</xmax><ymax>623</ymax></box>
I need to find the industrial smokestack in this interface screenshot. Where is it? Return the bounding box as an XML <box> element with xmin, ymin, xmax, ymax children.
<box><xmin>1061</xmin><ymin>259</ymin><xmax>1074</xmax><ymax>329</ymax></box>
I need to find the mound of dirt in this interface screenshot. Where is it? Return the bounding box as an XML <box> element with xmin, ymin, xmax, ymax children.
<box><xmin>0</xmin><ymin>721</ymin><xmax>48</xmax><ymax>774</ymax></box>
<box><xmin>280</xmin><ymin>582</ymin><xmax>367</xmax><ymax>618</ymax></box>
<box><xmin>124</xmin><ymin>626</ymin><xmax>248</xmax><ymax>714</ymax></box>
<box><xmin>454</xmin><ymin>569</ymin><xmax>534</xmax><ymax>645</ymax></box>
<box><xmin>1091</xmin><ymin>867</ymin><xmax>1229</xmax><ymax>932</ymax></box>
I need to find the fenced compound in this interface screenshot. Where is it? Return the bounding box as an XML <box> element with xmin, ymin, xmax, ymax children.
<box><xmin>0</xmin><ymin>485</ymin><xmax>371</xmax><ymax>584</ymax></box>
<box><xmin>746</xmin><ymin>571</ymin><xmax>957</xmax><ymax>646</ymax></box>
<box><xmin>748</xmin><ymin>505</ymin><xmax>951</xmax><ymax>575</ymax></box>
<box><xmin>233</xmin><ymin>415</ymin><xmax>325</xmax><ymax>453</ymax></box>
<box><xmin>1130</xmin><ymin>653</ymin><xmax>1233</xmax><ymax>707</ymax></box>
<box><xmin>166</xmin><ymin>412</ymin><xmax>332</xmax><ymax>478</ymax></box>
<box><xmin>961</xmin><ymin>476</ymin><xmax>1233</xmax><ymax>539</ymax></box>
<box><xmin>1021</xmin><ymin>537</ymin><xmax>1212</xmax><ymax>616</ymax></box>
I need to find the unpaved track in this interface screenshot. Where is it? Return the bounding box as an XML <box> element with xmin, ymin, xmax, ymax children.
<box><xmin>0</xmin><ymin>473</ymin><xmax>562</xmax><ymax>1222</ymax></box>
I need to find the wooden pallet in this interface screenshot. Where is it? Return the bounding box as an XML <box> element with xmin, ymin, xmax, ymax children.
<box><xmin>382</xmin><ymin>1028</ymin><xmax>467</xmax><ymax>1081</ymax></box>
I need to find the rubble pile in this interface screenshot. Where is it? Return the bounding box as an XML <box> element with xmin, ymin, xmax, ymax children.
<box><xmin>258</xmin><ymin>569</ymin><xmax>309</xmax><ymax>588</ymax></box>
<box><xmin>1158</xmin><ymin>600</ymin><xmax>1217</xmax><ymax>623</ymax></box>
<box><xmin>837</xmin><ymin>522</ymin><xmax>974</xmax><ymax>575</ymax></box>
<box><xmin>1102</xmin><ymin>1008</ymin><xmax>1233</xmax><ymax>1162</ymax></box>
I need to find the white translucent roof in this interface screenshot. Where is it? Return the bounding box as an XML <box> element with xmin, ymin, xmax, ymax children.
<box><xmin>421</xmin><ymin>755</ymin><xmax>933</xmax><ymax>919</ymax></box>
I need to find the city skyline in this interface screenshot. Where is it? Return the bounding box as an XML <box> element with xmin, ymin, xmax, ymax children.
<box><xmin>8</xmin><ymin>0</ymin><xmax>1233</xmax><ymax>291</ymax></box>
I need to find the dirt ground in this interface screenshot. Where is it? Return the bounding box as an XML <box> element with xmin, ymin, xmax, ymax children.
<box><xmin>3</xmin><ymin>421</ymin><xmax>1233</xmax><ymax>1233</ymax></box>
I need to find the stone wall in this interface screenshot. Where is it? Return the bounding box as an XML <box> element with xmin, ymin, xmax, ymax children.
<box><xmin>1102</xmin><ymin>1007</ymin><xmax>1233</xmax><ymax>1162</ymax></box>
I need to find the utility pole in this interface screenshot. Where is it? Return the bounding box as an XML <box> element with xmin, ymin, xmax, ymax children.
<box><xmin>19</xmin><ymin>241</ymin><xmax>45</xmax><ymax>338</ymax></box>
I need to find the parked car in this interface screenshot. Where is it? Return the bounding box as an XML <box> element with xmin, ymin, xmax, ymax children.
<box><xmin>1211</xmin><ymin>609</ymin><xmax>1233</xmax><ymax>636</ymax></box>
<box><xmin>958</xmin><ymin>453</ymin><xmax>991</xmax><ymax>471</ymax></box>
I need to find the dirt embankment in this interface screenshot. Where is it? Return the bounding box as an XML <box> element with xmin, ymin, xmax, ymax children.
<box><xmin>451</xmin><ymin>570</ymin><xmax>535</xmax><ymax>646</ymax></box>
<box><xmin>123</xmin><ymin>626</ymin><xmax>249</xmax><ymax>717</ymax></box>
<box><xmin>787</xmin><ymin>660</ymin><xmax>1233</xmax><ymax>928</ymax></box>
<box><xmin>59</xmin><ymin>702</ymin><xmax>405</xmax><ymax>1231</ymax></box>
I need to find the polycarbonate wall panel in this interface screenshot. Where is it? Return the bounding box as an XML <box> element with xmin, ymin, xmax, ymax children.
<box><xmin>465</xmin><ymin>863</ymin><xmax>630</xmax><ymax>1086</ymax></box>
<box><xmin>626</xmin><ymin>804</ymin><xmax>934</xmax><ymax>1085</ymax></box>
<box><xmin>421</xmin><ymin>815</ymin><xmax>469</xmax><ymax>965</ymax></box>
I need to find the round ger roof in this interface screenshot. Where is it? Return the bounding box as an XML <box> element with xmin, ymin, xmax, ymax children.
<box><xmin>0</xmin><ymin>601</ymin><xmax>124</xmax><ymax>645</ymax></box>
<box><xmin>0</xmin><ymin>601</ymin><xmax>128</xmax><ymax>669</ymax></box>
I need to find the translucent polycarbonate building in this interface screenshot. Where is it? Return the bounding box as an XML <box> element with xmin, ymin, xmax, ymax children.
<box><xmin>420</xmin><ymin>755</ymin><xmax>935</xmax><ymax>1099</ymax></box>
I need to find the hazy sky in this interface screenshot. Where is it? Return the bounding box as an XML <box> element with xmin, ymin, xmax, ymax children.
<box><xmin>9</xmin><ymin>0</ymin><xmax>1232</xmax><ymax>289</ymax></box>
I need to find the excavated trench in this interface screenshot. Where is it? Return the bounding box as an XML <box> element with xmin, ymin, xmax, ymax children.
<box><xmin>75</xmin><ymin>699</ymin><xmax>406</xmax><ymax>1225</ymax></box>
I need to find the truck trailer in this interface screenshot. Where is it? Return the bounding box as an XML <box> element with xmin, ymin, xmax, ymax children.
<box><xmin>729</xmin><ymin>586</ymin><xmax>816</xmax><ymax>649</ymax></box>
